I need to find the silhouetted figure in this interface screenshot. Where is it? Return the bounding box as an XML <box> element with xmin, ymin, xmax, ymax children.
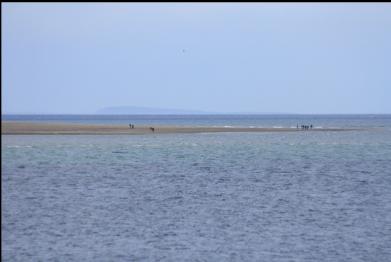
<box><xmin>129</xmin><ymin>124</ymin><xmax>132</xmax><ymax>129</ymax></box>
<box><xmin>310</xmin><ymin>124</ymin><xmax>313</xmax><ymax>129</ymax></box>
<box><xmin>150</xmin><ymin>127</ymin><xmax>155</xmax><ymax>132</ymax></box>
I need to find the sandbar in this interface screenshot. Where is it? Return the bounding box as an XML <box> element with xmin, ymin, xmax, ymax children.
<box><xmin>1</xmin><ymin>121</ymin><xmax>359</xmax><ymax>135</ymax></box>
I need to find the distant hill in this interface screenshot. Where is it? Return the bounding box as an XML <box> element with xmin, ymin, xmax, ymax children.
<box><xmin>96</xmin><ymin>106</ymin><xmax>213</xmax><ymax>115</ymax></box>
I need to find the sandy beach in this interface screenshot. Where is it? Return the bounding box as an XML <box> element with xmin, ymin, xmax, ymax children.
<box><xmin>1</xmin><ymin>121</ymin><xmax>357</xmax><ymax>135</ymax></box>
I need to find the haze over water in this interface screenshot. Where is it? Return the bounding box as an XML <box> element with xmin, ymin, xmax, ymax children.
<box><xmin>2</xmin><ymin>115</ymin><xmax>391</xmax><ymax>261</ymax></box>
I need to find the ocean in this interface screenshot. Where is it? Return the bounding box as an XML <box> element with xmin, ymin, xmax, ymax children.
<box><xmin>2</xmin><ymin>115</ymin><xmax>391</xmax><ymax>261</ymax></box>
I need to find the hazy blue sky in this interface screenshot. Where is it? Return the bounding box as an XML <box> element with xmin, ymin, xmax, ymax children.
<box><xmin>2</xmin><ymin>3</ymin><xmax>391</xmax><ymax>114</ymax></box>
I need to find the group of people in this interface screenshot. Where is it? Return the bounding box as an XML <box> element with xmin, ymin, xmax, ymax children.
<box><xmin>129</xmin><ymin>123</ymin><xmax>155</xmax><ymax>132</ymax></box>
<box><xmin>297</xmin><ymin>124</ymin><xmax>313</xmax><ymax>130</ymax></box>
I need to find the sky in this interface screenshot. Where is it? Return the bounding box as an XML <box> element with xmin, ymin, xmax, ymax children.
<box><xmin>2</xmin><ymin>3</ymin><xmax>391</xmax><ymax>114</ymax></box>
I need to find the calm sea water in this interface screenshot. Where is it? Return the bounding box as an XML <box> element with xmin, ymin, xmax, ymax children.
<box><xmin>2</xmin><ymin>115</ymin><xmax>391</xmax><ymax>261</ymax></box>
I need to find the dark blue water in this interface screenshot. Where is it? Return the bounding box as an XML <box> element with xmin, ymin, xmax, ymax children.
<box><xmin>3</xmin><ymin>114</ymin><xmax>391</xmax><ymax>129</ymax></box>
<box><xmin>2</xmin><ymin>115</ymin><xmax>391</xmax><ymax>261</ymax></box>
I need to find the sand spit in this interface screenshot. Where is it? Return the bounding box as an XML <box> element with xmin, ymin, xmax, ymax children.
<box><xmin>1</xmin><ymin>122</ymin><xmax>359</xmax><ymax>135</ymax></box>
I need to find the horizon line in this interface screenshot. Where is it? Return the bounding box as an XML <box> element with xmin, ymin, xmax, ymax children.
<box><xmin>2</xmin><ymin>113</ymin><xmax>391</xmax><ymax>116</ymax></box>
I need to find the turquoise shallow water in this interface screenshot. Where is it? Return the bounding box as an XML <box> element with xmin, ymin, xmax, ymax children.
<box><xmin>2</xmin><ymin>128</ymin><xmax>391</xmax><ymax>261</ymax></box>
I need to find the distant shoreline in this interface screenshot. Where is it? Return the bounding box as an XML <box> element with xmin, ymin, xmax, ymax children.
<box><xmin>1</xmin><ymin>121</ymin><xmax>359</xmax><ymax>135</ymax></box>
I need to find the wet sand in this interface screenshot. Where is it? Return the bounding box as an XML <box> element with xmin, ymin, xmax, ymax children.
<box><xmin>1</xmin><ymin>122</ymin><xmax>357</xmax><ymax>135</ymax></box>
